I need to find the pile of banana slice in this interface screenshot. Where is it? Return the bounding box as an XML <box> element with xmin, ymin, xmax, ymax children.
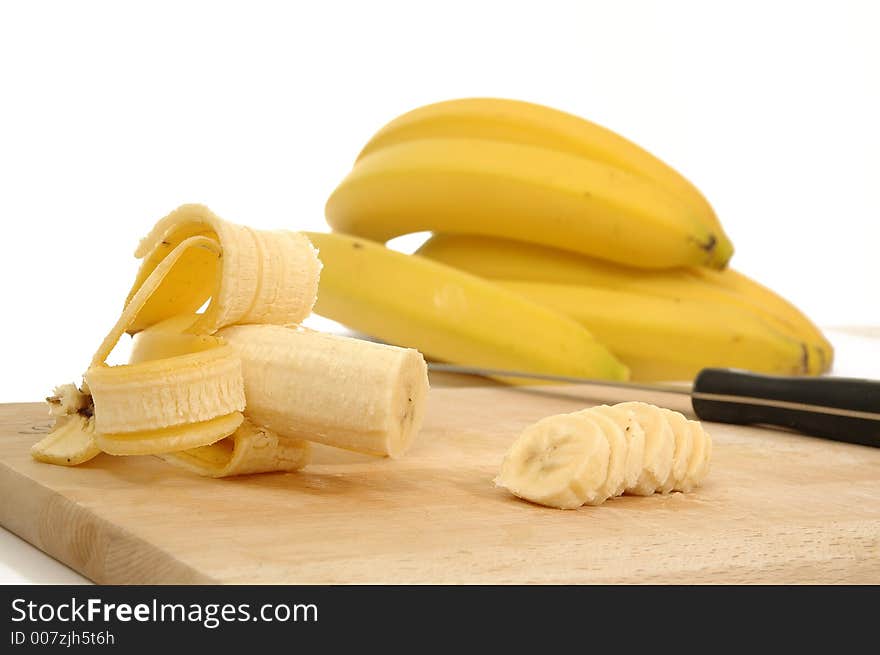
<box><xmin>34</xmin><ymin>205</ymin><xmax>430</xmax><ymax>477</ymax></box>
<box><xmin>496</xmin><ymin>402</ymin><xmax>712</xmax><ymax>509</ymax></box>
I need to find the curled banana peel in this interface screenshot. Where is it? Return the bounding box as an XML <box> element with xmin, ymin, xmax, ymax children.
<box><xmin>159</xmin><ymin>420</ymin><xmax>311</xmax><ymax>478</ymax></box>
<box><xmin>32</xmin><ymin>204</ymin><xmax>324</xmax><ymax>476</ymax></box>
<box><xmin>495</xmin><ymin>402</ymin><xmax>712</xmax><ymax>509</ymax></box>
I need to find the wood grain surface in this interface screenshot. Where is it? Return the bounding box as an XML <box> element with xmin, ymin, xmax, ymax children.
<box><xmin>1</xmin><ymin>384</ymin><xmax>878</xmax><ymax>584</ymax></box>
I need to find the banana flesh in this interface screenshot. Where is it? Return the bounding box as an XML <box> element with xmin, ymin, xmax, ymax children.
<box><xmin>588</xmin><ymin>405</ymin><xmax>645</xmax><ymax>494</ymax></box>
<box><xmin>217</xmin><ymin>325</ymin><xmax>429</xmax><ymax>458</ymax></box>
<box><xmin>495</xmin><ymin>413</ymin><xmax>610</xmax><ymax>510</ymax></box>
<box><xmin>305</xmin><ymin>231</ymin><xmax>628</xmax><ymax>383</ymax></box>
<box><xmin>573</xmin><ymin>409</ymin><xmax>627</xmax><ymax>503</ymax></box>
<box><xmin>496</xmin><ymin>402</ymin><xmax>712</xmax><ymax>509</ymax></box>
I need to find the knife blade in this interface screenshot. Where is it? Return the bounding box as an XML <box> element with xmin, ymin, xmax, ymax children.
<box><xmin>427</xmin><ymin>363</ymin><xmax>880</xmax><ymax>448</ymax></box>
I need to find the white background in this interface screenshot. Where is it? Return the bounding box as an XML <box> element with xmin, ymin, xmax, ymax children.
<box><xmin>1</xmin><ymin>0</ymin><xmax>878</xmax><ymax>402</ymax></box>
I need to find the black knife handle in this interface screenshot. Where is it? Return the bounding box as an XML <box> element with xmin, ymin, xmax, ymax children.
<box><xmin>691</xmin><ymin>368</ymin><xmax>880</xmax><ymax>448</ymax></box>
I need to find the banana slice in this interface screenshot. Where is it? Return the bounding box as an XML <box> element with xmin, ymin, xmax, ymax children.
<box><xmin>677</xmin><ymin>420</ymin><xmax>707</xmax><ymax>492</ymax></box>
<box><xmin>495</xmin><ymin>412</ymin><xmax>610</xmax><ymax>509</ymax></box>
<box><xmin>159</xmin><ymin>420</ymin><xmax>310</xmax><ymax>477</ymax></box>
<box><xmin>590</xmin><ymin>404</ymin><xmax>645</xmax><ymax>494</ymax></box>
<box><xmin>657</xmin><ymin>408</ymin><xmax>694</xmax><ymax>493</ymax></box>
<box><xmin>577</xmin><ymin>407</ymin><xmax>627</xmax><ymax>502</ymax></box>
<box><xmin>692</xmin><ymin>424</ymin><xmax>713</xmax><ymax>488</ymax></box>
<box><xmin>615</xmin><ymin>401</ymin><xmax>674</xmax><ymax>496</ymax></box>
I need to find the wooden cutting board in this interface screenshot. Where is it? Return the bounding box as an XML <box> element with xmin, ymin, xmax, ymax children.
<box><xmin>1</xmin><ymin>384</ymin><xmax>879</xmax><ymax>584</ymax></box>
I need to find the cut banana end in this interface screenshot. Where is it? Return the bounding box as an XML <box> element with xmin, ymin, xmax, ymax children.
<box><xmin>96</xmin><ymin>411</ymin><xmax>243</xmax><ymax>456</ymax></box>
<box><xmin>615</xmin><ymin>402</ymin><xmax>674</xmax><ymax>496</ymax></box>
<box><xmin>218</xmin><ymin>325</ymin><xmax>429</xmax><ymax>458</ymax></box>
<box><xmin>495</xmin><ymin>413</ymin><xmax>610</xmax><ymax>509</ymax></box>
<box><xmin>31</xmin><ymin>414</ymin><xmax>101</xmax><ymax>466</ymax></box>
<box><xmin>159</xmin><ymin>420</ymin><xmax>310</xmax><ymax>478</ymax></box>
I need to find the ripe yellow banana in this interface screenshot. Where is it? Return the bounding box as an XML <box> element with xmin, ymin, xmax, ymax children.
<box><xmin>357</xmin><ymin>97</ymin><xmax>726</xmax><ymax>238</ymax></box>
<box><xmin>496</xmin><ymin>402</ymin><xmax>711</xmax><ymax>509</ymax></box>
<box><xmin>498</xmin><ymin>280</ymin><xmax>813</xmax><ymax>381</ymax></box>
<box><xmin>326</xmin><ymin>138</ymin><xmax>731</xmax><ymax>269</ymax></box>
<box><xmin>305</xmin><ymin>231</ymin><xmax>629</xmax><ymax>382</ymax></box>
<box><xmin>418</xmin><ymin>234</ymin><xmax>831</xmax><ymax>375</ymax></box>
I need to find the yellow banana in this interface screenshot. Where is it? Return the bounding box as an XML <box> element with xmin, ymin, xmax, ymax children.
<box><xmin>357</xmin><ymin>97</ymin><xmax>726</xmax><ymax>237</ymax></box>
<box><xmin>499</xmin><ymin>280</ymin><xmax>812</xmax><ymax>381</ymax></box>
<box><xmin>326</xmin><ymin>138</ymin><xmax>732</xmax><ymax>269</ymax></box>
<box><xmin>305</xmin><ymin>231</ymin><xmax>629</xmax><ymax>382</ymax></box>
<box><xmin>692</xmin><ymin>266</ymin><xmax>833</xmax><ymax>369</ymax></box>
<box><xmin>418</xmin><ymin>234</ymin><xmax>831</xmax><ymax>374</ymax></box>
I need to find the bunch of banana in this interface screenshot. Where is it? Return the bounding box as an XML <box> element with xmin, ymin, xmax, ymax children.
<box><xmin>495</xmin><ymin>402</ymin><xmax>712</xmax><ymax>509</ymax></box>
<box><xmin>317</xmin><ymin>98</ymin><xmax>831</xmax><ymax>381</ymax></box>
<box><xmin>33</xmin><ymin>204</ymin><xmax>430</xmax><ymax>476</ymax></box>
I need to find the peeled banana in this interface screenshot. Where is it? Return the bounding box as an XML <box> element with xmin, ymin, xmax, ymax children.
<box><xmin>496</xmin><ymin>403</ymin><xmax>712</xmax><ymax>509</ymax></box>
<box><xmin>305</xmin><ymin>231</ymin><xmax>629</xmax><ymax>382</ymax></box>
<box><xmin>327</xmin><ymin>138</ymin><xmax>730</xmax><ymax>269</ymax></box>
<box><xmin>217</xmin><ymin>325</ymin><xmax>428</xmax><ymax>458</ymax></box>
<box><xmin>33</xmin><ymin>204</ymin><xmax>431</xmax><ymax>477</ymax></box>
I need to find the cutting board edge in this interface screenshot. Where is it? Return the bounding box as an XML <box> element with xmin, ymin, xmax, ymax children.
<box><xmin>0</xmin><ymin>460</ymin><xmax>216</xmax><ymax>585</ymax></box>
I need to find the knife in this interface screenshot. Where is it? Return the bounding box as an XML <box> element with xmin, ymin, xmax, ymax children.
<box><xmin>427</xmin><ymin>364</ymin><xmax>880</xmax><ymax>448</ymax></box>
